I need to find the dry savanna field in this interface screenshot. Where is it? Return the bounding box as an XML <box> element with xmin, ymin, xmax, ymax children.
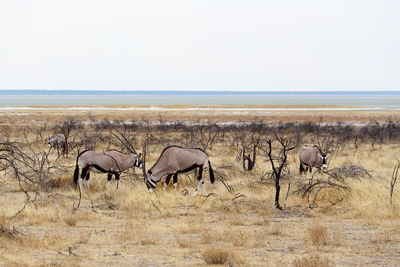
<box><xmin>0</xmin><ymin>105</ymin><xmax>400</xmax><ymax>266</ymax></box>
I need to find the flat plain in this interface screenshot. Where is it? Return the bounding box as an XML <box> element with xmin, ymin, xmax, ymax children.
<box><xmin>0</xmin><ymin>105</ymin><xmax>400</xmax><ymax>266</ymax></box>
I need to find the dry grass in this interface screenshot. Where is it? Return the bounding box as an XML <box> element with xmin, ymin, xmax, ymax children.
<box><xmin>330</xmin><ymin>227</ymin><xmax>345</xmax><ymax>247</ymax></box>
<box><xmin>64</xmin><ymin>215</ymin><xmax>78</xmax><ymax>227</ymax></box>
<box><xmin>201</xmin><ymin>247</ymin><xmax>245</xmax><ymax>265</ymax></box>
<box><xmin>307</xmin><ymin>222</ymin><xmax>330</xmax><ymax>247</ymax></box>
<box><xmin>0</xmin><ymin>108</ymin><xmax>400</xmax><ymax>266</ymax></box>
<box><xmin>176</xmin><ymin>237</ymin><xmax>193</xmax><ymax>248</ymax></box>
<box><xmin>371</xmin><ymin>229</ymin><xmax>399</xmax><ymax>245</ymax></box>
<box><xmin>0</xmin><ymin>216</ymin><xmax>21</xmax><ymax>241</ymax></box>
<box><xmin>292</xmin><ymin>254</ymin><xmax>335</xmax><ymax>267</ymax></box>
<box><xmin>269</xmin><ymin>222</ymin><xmax>288</xmax><ymax>236</ymax></box>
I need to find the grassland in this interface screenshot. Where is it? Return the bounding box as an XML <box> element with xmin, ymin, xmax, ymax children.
<box><xmin>0</xmin><ymin>105</ymin><xmax>400</xmax><ymax>266</ymax></box>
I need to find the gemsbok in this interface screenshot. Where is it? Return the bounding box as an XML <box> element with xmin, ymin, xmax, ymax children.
<box><xmin>73</xmin><ymin>150</ymin><xmax>142</xmax><ymax>190</ymax></box>
<box><xmin>46</xmin><ymin>133</ymin><xmax>67</xmax><ymax>156</ymax></box>
<box><xmin>144</xmin><ymin>146</ymin><xmax>215</xmax><ymax>196</ymax></box>
<box><xmin>299</xmin><ymin>145</ymin><xmax>330</xmax><ymax>174</ymax></box>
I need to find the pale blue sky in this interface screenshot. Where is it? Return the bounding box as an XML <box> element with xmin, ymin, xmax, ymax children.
<box><xmin>0</xmin><ymin>1</ymin><xmax>399</xmax><ymax>91</ymax></box>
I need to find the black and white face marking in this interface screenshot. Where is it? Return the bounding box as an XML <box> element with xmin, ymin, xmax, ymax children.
<box><xmin>144</xmin><ymin>170</ymin><xmax>156</xmax><ymax>191</ymax></box>
<box><xmin>136</xmin><ymin>157</ymin><xmax>143</xmax><ymax>168</ymax></box>
<box><xmin>134</xmin><ymin>153</ymin><xmax>143</xmax><ymax>168</ymax></box>
<box><xmin>319</xmin><ymin>153</ymin><xmax>330</xmax><ymax>169</ymax></box>
<box><xmin>145</xmin><ymin>177</ymin><xmax>156</xmax><ymax>191</ymax></box>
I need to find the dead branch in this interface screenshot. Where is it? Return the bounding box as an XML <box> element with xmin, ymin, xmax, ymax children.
<box><xmin>390</xmin><ymin>163</ymin><xmax>399</xmax><ymax>205</ymax></box>
<box><xmin>231</xmin><ymin>193</ymin><xmax>246</xmax><ymax>201</ymax></box>
<box><xmin>219</xmin><ymin>178</ymin><xmax>234</xmax><ymax>194</ymax></box>
<box><xmin>148</xmin><ymin>197</ymin><xmax>161</xmax><ymax>214</ymax></box>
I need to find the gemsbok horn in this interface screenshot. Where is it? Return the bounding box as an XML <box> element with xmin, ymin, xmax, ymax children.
<box><xmin>73</xmin><ymin>149</ymin><xmax>142</xmax><ymax>191</ymax></box>
<box><xmin>143</xmin><ymin>146</ymin><xmax>215</xmax><ymax>196</ymax></box>
<box><xmin>299</xmin><ymin>145</ymin><xmax>330</xmax><ymax>174</ymax></box>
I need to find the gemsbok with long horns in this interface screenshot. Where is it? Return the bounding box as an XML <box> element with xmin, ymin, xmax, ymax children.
<box><xmin>47</xmin><ymin>133</ymin><xmax>67</xmax><ymax>156</ymax></box>
<box><xmin>73</xmin><ymin>149</ymin><xmax>142</xmax><ymax>190</ymax></box>
<box><xmin>143</xmin><ymin>146</ymin><xmax>215</xmax><ymax>196</ymax></box>
<box><xmin>299</xmin><ymin>145</ymin><xmax>330</xmax><ymax>174</ymax></box>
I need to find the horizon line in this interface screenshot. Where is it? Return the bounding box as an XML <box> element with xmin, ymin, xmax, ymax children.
<box><xmin>1</xmin><ymin>89</ymin><xmax>400</xmax><ymax>94</ymax></box>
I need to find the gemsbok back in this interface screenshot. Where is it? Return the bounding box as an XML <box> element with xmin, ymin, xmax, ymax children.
<box><xmin>73</xmin><ymin>150</ymin><xmax>142</xmax><ymax>190</ymax></box>
<box><xmin>144</xmin><ymin>146</ymin><xmax>215</xmax><ymax>196</ymax></box>
<box><xmin>299</xmin><ymin>145</ymin><xmax>330</xmax><ymax>174</ymax></box>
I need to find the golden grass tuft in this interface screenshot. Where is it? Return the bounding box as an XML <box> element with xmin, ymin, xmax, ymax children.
<box><xmin>202</xmin><ymin>247</ymin><xmax>232</xmax><ymax>265</ymax></box>
<box><xmin>292</xmin><ymin>254</ymin><xmax>335</xmax><ymax>267</ymax></box>
<box><xmin>140</xmin><ymin>238</ymin><xmax>156</xmax><ymax>246</ymax></box>
<box><xmin>307</xmin><ymin>222</ymin><xmax>329</xmax><ymax>247</ymax></box>
<box><xmin>64</xmin><ymin>215</ymin><xmax>78</xmax><ymax>227</ymax></box>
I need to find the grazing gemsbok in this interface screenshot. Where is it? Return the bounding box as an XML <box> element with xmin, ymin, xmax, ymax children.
<box><xmin>299</xmin><ymin>145</ymin><xmax>330</xmax><ymax>174</ymax></box>
<box><xmin>73</xmin><ymin>150</ymin><xmax>142</xmax><ymax>190</ymax></box>
<box><xmin>144</xmin><ymin>146</ymin><xmax>215</xmax><ymax>196</ymax></box>
<box><xmin>46</xmin><ymin>133</ymin><xmax>67</xmax><ymax>156</ymax></box>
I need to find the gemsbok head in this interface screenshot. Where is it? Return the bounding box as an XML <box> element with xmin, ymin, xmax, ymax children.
<box><xmin>299</xmin><ymin>145</ymin><xmax>330</xmax><ymax>174</ymax></box>
<box><xmin>143</xmin><ymin>146</ymin><xmax>215</xmax><ymax>196</ymax></box>
<box><xmin>46</xmin><ymin>133</ymin><xmax>67</xmax><ymax>156</ymax></box>
<box><xmin>73</xmin><ymin>149</ymin><xmax>142</xmax><ymax>191</ymax></box>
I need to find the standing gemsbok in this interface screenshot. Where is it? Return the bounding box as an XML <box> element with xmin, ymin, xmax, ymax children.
<box><xmin>144</xmin><ymin>146</ymin><xmax>215</xmax><ymax>196</ymax></box>
<box><xmin>299</xmin><ymin>145</ymin><xmax>330</xmax><ymax>174</ymax></box>
<box><xmin>46</xmin><ymin>133</ymin><xmax>67</xmax><ymax>156</ymax></box>
<box><xmin>73</xmin><ymin>150</ymin><xmax>142</xmax><ymax>190</ymax></box>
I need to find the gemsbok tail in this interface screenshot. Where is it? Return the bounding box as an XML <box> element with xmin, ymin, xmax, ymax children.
<box><xmin>208</xmin><ymin>160</ymin><xmax>215</xmax><ymax>184</ymax></box>
<box><xmin>73</xmin><ymin>150</ymin><xmax>88</xmax><ymax>186</ymax></box>
<box><xmin>73</xmin><ymin>158</ymin><xmax>79</xmax><ymax>186</ymax></box>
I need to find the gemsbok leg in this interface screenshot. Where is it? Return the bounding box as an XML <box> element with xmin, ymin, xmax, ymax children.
<box><xmin>107</xmin><ymin>173</ymin><xmax>112</xmax><ymax>186</ymax></box>
<box><xmin>115</xmin><ymin>173</ymin><xmax>120</xmax><ymax>189</ymax></box>
<box><xmin>85</xmin><ymin>170</ymin><xmax>90</xmax><ymax>188</ymax></box>
<box><xmin>164</xmin><ymin>174</ymin><xmax>173</xmax><ymax>190</ymax></box>
<box><xmin>79</xmin><ymin>167</ymin><xmax>89</xmax><ymax>192</ymax></box>
<box><xmin>173</xmin><ymin>173</ymin><xmax>178</xmax><ymax>190</ymax></box>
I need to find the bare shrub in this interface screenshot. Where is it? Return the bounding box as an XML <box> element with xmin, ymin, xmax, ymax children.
<box><xmin>330</xmin><ymin>163</ymin><xmax>372</xmax><ymax>180</ymax></box>
<box><xmin>295</xmin><ymin>169</ymin><xmax>350</xmax><ymax>209</ymax></box>
<box><xmin>265</xmin><ymin>134</ymin><xmax>295</xmax><ymax>209</ymax></box>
